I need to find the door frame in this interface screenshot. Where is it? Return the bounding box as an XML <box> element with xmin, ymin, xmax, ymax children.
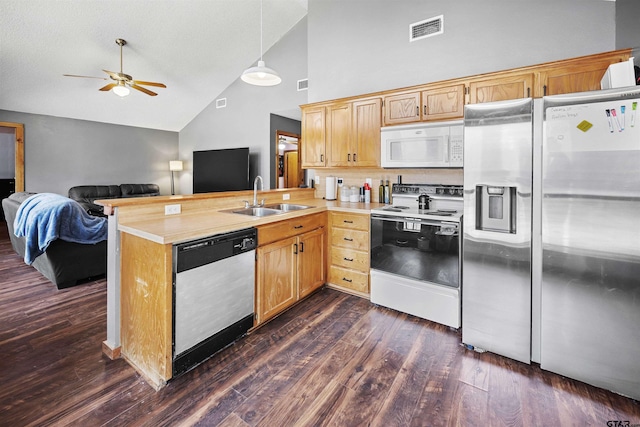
<box><xmin>0</xmin><ymin>122</ymin><xmax>24</xmax><ymax>192</ymax></box>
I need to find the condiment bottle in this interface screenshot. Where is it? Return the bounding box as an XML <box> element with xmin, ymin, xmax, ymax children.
<box><xmin>379</xmin><ymin>180</ymin><xmax>384</xmax><ymax>203</ymax></box>
<box><xmin>384</xmin><ymin>180</ymin><xmax>390</xmax><ymax>204</ymax></box>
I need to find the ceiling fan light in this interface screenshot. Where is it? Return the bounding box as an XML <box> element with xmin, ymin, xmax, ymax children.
<box><xmin>112</xmin><ymin>84</ymin><xmax>130</xmax><ymax>97</ymax></box>
<box><xmin>241</xmin><ymin>61</ymin><xmax>282</xmax><ymax>86</ymax></box>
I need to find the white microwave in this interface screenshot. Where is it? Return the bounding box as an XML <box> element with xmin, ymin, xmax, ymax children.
<box><xmin>381</xmin><ymin>121</ymin><xmax>464</xmax><ymax>168</ymax></box>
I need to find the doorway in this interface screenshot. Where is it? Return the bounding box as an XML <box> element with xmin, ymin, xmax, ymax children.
<box><xmin>275</xmin><ymin>131</ymin><xmax>302</xmax><ymax>189</ymax></box>
<box><xmin>0</xmin><ymin>122</ymin><xmax>24</xmax><ymax>220</ymax></box>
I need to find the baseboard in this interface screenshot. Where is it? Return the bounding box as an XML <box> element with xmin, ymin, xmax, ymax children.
<box><xmin>102</xmin><ymin>340</ymin><xmax>121</xmax><ymax>360</ymax></box>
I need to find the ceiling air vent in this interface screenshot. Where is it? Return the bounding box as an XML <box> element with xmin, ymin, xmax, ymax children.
<box><xmin>410</xmin><ymin>15</ymin><xmax>444</xmax><ymax>42</ymax></box>
<box><xmin>297</xmin><ymin>79</ymin><xmax>309</xmax><ymax>91</ymax></box>
<box><xmin>215</xmin><ymin>98</ymin><xmax>227</xmax><ymax>109</ymax></box>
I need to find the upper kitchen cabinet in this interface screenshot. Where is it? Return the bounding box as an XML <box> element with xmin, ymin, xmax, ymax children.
<box><xmin>301</xmin><ymin>106</ymin><xmax>327</xmax><ymax>168</ymax></box>
<box><xmin>468</xmin><ymin>72</ymin><xmax>534</xmax><ymax>103</ymax></box>
<box><xmin>326</xmin><ymin>102</ymin><xmax>353</xmax><ymax>167</ymax></box>
<box><xmin>301</xmin><ymin>98</ymin><xmax>382</xmax><ymax>168</ymax></box>
<box><xmin>535</xmin><ymin>50</ymin><xmax>632</xmax><ymax>96</ymax></box>
<box><xmin>348</xmin><ymin>98</ymin><xmax>381</xmax><ymax>167</ymax></box>
<box><xmin>382</xmin><ymin>91</ymin><xmax>420</xmax><ymax>125</ymax></box>
<box><xmin>422</xmin><ymin>84</ymin><xmax>465</xmax><ymax>121</ymax></box>
<box><xmin>383</xmin><ymin>84</ymin><xmax>465</xmax><ymax>125</ymax></box>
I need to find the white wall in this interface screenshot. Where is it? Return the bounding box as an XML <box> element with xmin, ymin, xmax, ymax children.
<box><xmin>307</xmin><ymin>0</ymin><xmax>617</xmax><ymax>103</ymax></box>
<box><xmin>0</xmin><ymin>110</ymin><xmax>178</xmax><ymax>195</ymax></box>
<box><xmin>178</xmin><ymin>18</ymin><xmax>308</xmax><ymax>194</ymax></box>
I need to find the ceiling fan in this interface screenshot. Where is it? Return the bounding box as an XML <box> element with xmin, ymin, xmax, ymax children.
<box><xmin>64</xmin><ymin>38</ymin><xmax>166</xmax><ymax>97</ymax></box>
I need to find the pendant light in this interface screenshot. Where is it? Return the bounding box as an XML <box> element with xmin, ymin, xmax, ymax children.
<box><xmin>241</xmin><ymin>0</ymin><xmax>281</xmax><ymax>86</ymax></box>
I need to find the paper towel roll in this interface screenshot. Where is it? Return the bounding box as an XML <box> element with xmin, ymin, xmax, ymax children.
<box><xmin>326</xmin><ymin>176</ymin><xmax>337</xmax><ymax>200</ymax></box>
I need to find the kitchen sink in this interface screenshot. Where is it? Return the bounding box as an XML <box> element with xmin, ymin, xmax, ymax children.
<box><xmin>221</xmin><ymin>203</ymin><xmax>313</xmax><ymax>217</ymax></box>
<box><xmin>227</xmin><ymin>207</ymin><xmax>283</xmax><ymax>217</ymax></box>
<box><xmin>264</xmin><ymin>203</ymin><xmax>313</xmax><ymax>212</ymax></box>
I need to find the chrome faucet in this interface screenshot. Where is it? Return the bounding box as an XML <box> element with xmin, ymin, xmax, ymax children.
<box><xmin>253</xmin><ymin>175</ymin><xmax>264</xmax><ymax>207</ymax></box>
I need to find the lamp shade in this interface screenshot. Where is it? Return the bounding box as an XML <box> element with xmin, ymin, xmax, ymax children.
<box><xmin>241</xmin><ymin>61</ymin><xmax>282</xmax><ymax>86</ymax></box>
<box><xmin>169</xmin><ymin>160</ymin><xmax>183</xmax><ymax>171</ymax></box>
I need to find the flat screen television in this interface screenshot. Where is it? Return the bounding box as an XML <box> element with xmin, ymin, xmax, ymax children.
<box><xmin>193</xmin><ymin>147</ymin><xmax>250</xmax><ymax>193</ymax></box>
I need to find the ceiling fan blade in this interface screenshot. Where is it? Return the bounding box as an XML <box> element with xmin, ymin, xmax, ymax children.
<box><xmin>99</xmin><ymin>83</ymin><xmax>117</xmax><ymax>91</ymax></box>
<box><xmin>131</xmin><ymin>84</ymin><xmax>157</xmax><ymax>96</ymax></box>
<box><xmin>102</xmin><ymin>69</ymin><xmax>122</xmax><ymax>80</ymax></box>
<box><xmin>64</xmin><ymin>74</ymin><xmax>108</xmax><ymax>80</ymax></box>
<box><xmin>132</xmin><ymin>80</ymin><xmax>166</xmax><ymax>88</ymax></box>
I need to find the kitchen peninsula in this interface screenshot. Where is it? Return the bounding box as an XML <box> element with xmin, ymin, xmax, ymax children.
<box><xmin>97</xmin><ymin>187</ymin><xmax>381</xmax><ymax>389</ymax></box>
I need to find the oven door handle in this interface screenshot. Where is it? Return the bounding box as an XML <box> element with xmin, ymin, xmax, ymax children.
<box><xmin>371</xmin><ymin>214</ymin><xmax>459</xmax><ymax>229</ymax></box>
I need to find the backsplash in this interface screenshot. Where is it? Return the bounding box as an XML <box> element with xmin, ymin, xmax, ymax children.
<box><xmin>310</xmin><ymin>168</ymin><xmax>463</xmax><ymax>202</ymax></box>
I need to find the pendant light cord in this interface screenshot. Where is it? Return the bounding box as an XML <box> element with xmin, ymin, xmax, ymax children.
<box><xmin>260</xmin><ymin>0</ymin><xmax>264</xmax><ymax>61</ymax></box>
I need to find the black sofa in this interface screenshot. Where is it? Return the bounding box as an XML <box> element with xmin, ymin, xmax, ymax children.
<box><xmin>3</xmin><ymin>184</ymin><xmax>159</xmax><ymax>289</ymax></box>
<box><xmin>3</xmin><ymin>192</ymin><xmax>107</xmax><ymax>289</ymax></box>
<box><xmin>68</xmin><ymin>183</ymin><xmax>160</xmax><ymax>216</ymax></box>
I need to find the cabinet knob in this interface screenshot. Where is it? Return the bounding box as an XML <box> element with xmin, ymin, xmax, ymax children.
<box><xmin>343</xmin><ymin>257</ymin><xmax>354</xmax><ymax>262</ymax></box>
<box><xmin>294</xmin><ymin>225</ymin><xmax>304</xmax><ymax>229</ymax></box>
<box><xmin>342</xmin><ymin>277</ymin><xmax>353</xmax><ymax>283</ymax></box>
<box><xmin>343</xmin><ymin>237</ymin><xmax>353</xmax><ymax>242</ymax></box>
<box><xmin>416</xmin><ymin>106</ymin><xmax>419</xmax><ymax>116</ymax></box>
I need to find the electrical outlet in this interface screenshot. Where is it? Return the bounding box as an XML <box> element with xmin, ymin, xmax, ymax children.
<box><xmin>314</xmin><ymin>176</ymin><xmax>320</xmax><ymax>185</ymax></box>
<box><xmin>165</xmin><ymin>204</ymin><xmax>181</xmax><ymax>215</ymax></box>
<box><xmin>282</xmin><ymin>193</ymin><xmax>290</xmax><ymax>200</ymax></box>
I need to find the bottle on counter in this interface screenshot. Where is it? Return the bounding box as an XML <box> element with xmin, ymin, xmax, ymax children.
<box><xmin>364</xmin><ymin>183</ymin><xmax>371</xmax><ymax>203</ymax></box>
<box><xmin>384</xmin><ymin>180</ymin><xmax>390</xmax><ymax>204</ymax></box>
<box><xmin>379</xmin><ymin>179</ymin><xmax>384</xmax><ymax>203</ymax></box>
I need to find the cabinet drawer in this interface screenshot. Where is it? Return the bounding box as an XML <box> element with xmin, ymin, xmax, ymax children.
<box><xmin>330</xmin><ymin>212</ymin><xmax>369</xmax><ymax>231</ymax></box>
<box><xmin>331</xmin><ymin>247</ymin><xmax>369</xmax><ymax>272</ymax></box>
<box><xmin>329</xmin><ymin>265</ymin><xmax>369</xmax><ymax>293</ymax></box>
<box><xmin>258</xmin><ymin>212</ymin><xmax>326</xmax><ymax>246</ymax></box>
<box><xmin>331</xmin><ymin>228</ymin><xmax>368</xmax><ymax>251</ymax></box>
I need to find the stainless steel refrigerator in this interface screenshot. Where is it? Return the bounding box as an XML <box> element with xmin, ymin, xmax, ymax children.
<box><xmin>462</xmin><ymin>88</ymin><xmax>640</xmax><ymax>400</ymax></box>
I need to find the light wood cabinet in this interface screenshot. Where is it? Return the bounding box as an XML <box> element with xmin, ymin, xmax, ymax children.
<box><xmin>382</xmin><ymin>92</ymin><xmax>420</xmax><ymax>125</ymax></box>
<box><xmin>351</xmin><ymin>98</ymin><xmax>382</xmax><ymax>167</ymax></box>
<box><xmin>302</xmin><ymin>99</ymin><xmax>382</xmax><ymax>168</ymax></box>
<box><xmin>327</xmin><ymin>103</ymin><xmax>353</xmax><ymax>167</ymax></box>
<box><xmin>298</xmin><ymin>227</ymin><xmax>327</xmax><ymax>298</ymax></box>
<box><xmin>422</xmin><ymin>84</ymin><xmax>465</xmax><ymax>121</ymax></box>
<box><xmin>535</xmin><ymin>50</ymin><xmax>631</xmax><ymax>96</ymax></box>
<box><xmin>383</xmin><ymin>84</ymin><xmax>464</xmax><ymax>126</ymax></box>
<box><xmin>468</xmin><ymin>72</ymin><xmax>534</xmax><ymax>103</ymax></box>
<box><xmin>256</xmin><ymin>213</ymin><xmax>327</xmax><ymax>324</ymax></box>
<box><xmin>327</xmin><ymin>211</ymin><xmax>370</xmax><ymax>296</ymax></box>
<box><xmin>301</xmin><ymin>106</ymin><xmax>326</xmax><ymax>167</ymax></box>
<box><xmin>256</xmin><ymin>236</ymin><xmax>298</xmax><ymax>324</ymax></box>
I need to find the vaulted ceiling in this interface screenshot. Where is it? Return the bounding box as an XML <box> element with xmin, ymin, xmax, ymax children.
<box><xmin>0</xmin><ymin>0</ymin><xmax>308</xmax><ymax>131</ymax></box>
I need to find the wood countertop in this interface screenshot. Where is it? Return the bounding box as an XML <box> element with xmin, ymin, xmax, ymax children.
<box><xmin>116</xmin><ymin>197</ymin><xmax>384</xmax><ymax>245</ymax></box>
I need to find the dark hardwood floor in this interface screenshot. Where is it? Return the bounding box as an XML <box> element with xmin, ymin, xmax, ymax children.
<box><xmin>1</xmin><ymin>222</ymin><xmax>639</xmax><ymax>426</ymax></box>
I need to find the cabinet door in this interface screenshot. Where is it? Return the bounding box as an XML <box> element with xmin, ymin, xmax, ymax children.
<box><xmin>327</xmin><ymin>103</ymin><xmax>353</xmax><ymax>167</ymax></box>
<box><xmin>301</xmin><ymin>106</ymin><xmax>326</xmax><ymax>168</ymax></box>
<box><xmin>298</xmin><ymin>228</ymin><xmax>326</xmax><ymax>298</ymax></box>
<box><xmin>539</xmin><ymin>61</ymin><xmax>619</xmax><ymax>96</ymax></box>
<box><xmin>383</xmin><ymin>92</ymin><xmax>420</xmax><ymax>126</ymax></box>
<box><xmin>468</xmin><ymin>74</ymin><xmax>533</xmax><ymax>103</ymax></box>
<box><xmin>256</xmin><ymin>236</ymin><xmax>297</xmax><ymax>324</ymax></box>
<box><xmin>352</xmin><ymin>98</ymin><xmax>381</xmax><ymax>167</ymax></box>
<box><xmin>422</xmin><ymin>84</ymin><xmax>466</xmax><ymax>121</ymax></box>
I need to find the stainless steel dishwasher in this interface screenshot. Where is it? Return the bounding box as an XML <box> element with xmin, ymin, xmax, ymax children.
<box><xmin>172</xmin><ymin>227</ymin><xmax>257</xmax><ymax>377</ymax></box>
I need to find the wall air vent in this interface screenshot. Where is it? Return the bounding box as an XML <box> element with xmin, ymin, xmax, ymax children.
<box><xmin>410</xmin><ymin>15</ymin><xmax>444</xmax><ymax>42</ymax></box>
<box><xmin>215</xmin><ymin>98</ymin><xmax>227</xmax><ymax>109</ymax></box>
<box><xmin>297</xmin><ymin>79</ymin><xmax>309</xmax><ymax>91</ymax></box>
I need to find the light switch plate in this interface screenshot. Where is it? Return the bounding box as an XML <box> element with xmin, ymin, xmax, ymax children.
<box><xmin>165</xmin><ymin>204</ymin><xmax>181</xmax><ymax>215</ymax></box>
<box><xmin>282</xmin><ymin>193</ymin><xmax>290</xmax><ymax>200</ymax></box>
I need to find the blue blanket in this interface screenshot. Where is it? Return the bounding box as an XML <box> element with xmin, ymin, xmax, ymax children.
<box><xmin>13</xmin><ymin>193</ymin><xmax>108</xmax><ymax>265</ymax></box>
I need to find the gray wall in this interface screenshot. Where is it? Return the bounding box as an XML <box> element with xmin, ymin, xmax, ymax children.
<box><xmin>0</xmin><ymin>110</ymin><xmax>178</xmax><ymax>195</ymax></box>
<box><xmin>307</xmin><ymin>0</ymin><xmax>617</xmax><ymax>103</ymax></box>
<box><xmin>0</xmin><ymin>132</ymin><xmax>15</xmax><ymax>179</ymax></box>
<box><xmin>616</xmin><ymin>0</ymin><xmax>640</xmax><ymax>66</ymax></box>
<box><xmin>178</xmin><ymin>17</ymin><xmax>308</xmax><ymax>194</ymax></box>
